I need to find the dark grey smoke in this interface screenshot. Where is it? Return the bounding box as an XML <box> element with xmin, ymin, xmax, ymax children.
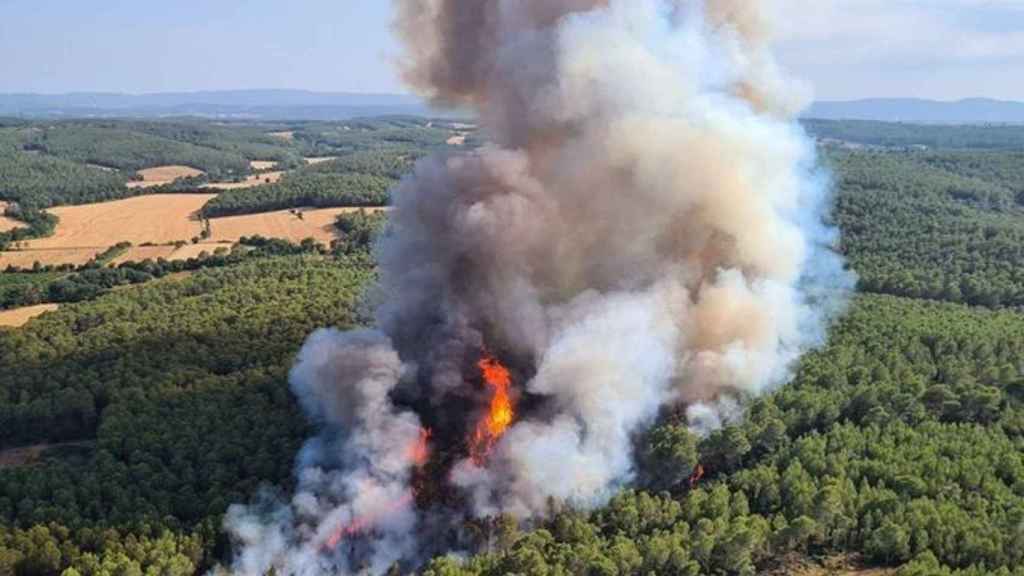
<box><xmin>224</xmin><ymin>1</ymin><xmax>853</xmax><ymax>573</ymax></box>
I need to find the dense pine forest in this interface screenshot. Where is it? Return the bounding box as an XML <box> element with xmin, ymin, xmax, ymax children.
<box><xmin>2</xmin><ymin>119</ymin><xmax>1024</xmax><ymax>575</ymax></box>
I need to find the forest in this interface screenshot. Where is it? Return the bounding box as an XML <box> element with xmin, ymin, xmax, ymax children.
<box><xmin>200</xmin><ymin>158</ymin><xmax>401</xmax><ymax>217</ymax></box>
<box><xmin>805</xmin><ymin>119</ymin><xmax>1024</xmax><ymax>151</ymax></box>
<box><xmin>831</xmin><ymin>149</ymin><xmax>1024</xmax><ymax>306</ymax></box>
<box><xmin>2</xmin><ymin>120</ymin><xmax>1024</xmax><ymax>575</ymax></box>
<box><xmin>199</xmin><ymin>123</ymin><xmax>453</xmax><ymax>216</ymax></box>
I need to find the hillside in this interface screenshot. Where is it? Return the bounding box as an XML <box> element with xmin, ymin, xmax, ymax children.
<box><xmin>1</xmin><ymin>121</ymin><xmax>1024</xmax><ymax>576</ymax></box>
<box><xmin>0</xmin><ymin>117</ymin><xmax>465</xmax><ymax>271</ymax></box>
<box><xmin>805</xmin><ymin>98</ymin><xmax>1024</xmax><ymax>125</ymax></box>
<box><xmin>0</xmin><ymin>90</ymin><xmax>439</xmax><ymax>120</ymax></box>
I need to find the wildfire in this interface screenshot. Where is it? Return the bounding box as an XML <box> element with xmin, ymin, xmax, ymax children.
<box><xmin>689</xmin><ymin>463</ymin><xmax>705</xmax><ymax>489</ymax></box>
<box><xmin>322</xmin><ymin>428</ymin><xmax>431</xmax><ymax>552</ymax></box>
<box><xmin>323</xmin><ymin>494</ymin><xmax>414</xmax><ymax>551</ymax></box>
<box><xmin>408</xmin><ymin>428</ymin><xmax>432</xmax><ymax>467</ymax></box>
<box><xmin>469</xmin><ymin>355</ymin><xmax>515</xmax><ymax>464</ymax></box>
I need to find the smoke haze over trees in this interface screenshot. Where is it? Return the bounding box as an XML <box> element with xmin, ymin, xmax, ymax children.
<box><xmin>3</xmin><ymin>3</ymin><xmax>1024</xmax><ymax>576</ymax></box>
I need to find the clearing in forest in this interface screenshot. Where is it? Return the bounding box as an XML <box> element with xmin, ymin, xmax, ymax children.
<box><xmin>304</xmin><ymin>156</ymin><xmax>337</xmax><ymax>165</ymax></box>
<box><xmin>207</xmin><ymin>206</ymin><xmax>386</xmax><ymax>244</ymax></box>
<box><xmin>127</xmin><ymin>165</ymin><xmax>205</xmax><ymax>188</ymax></box>
<box><xmin>0</xmin><ymin>303</ymin><xmax>60</xmax><ymax>328</ymax></box>
<box><xmin>250</xmin><ymin>160</ymin><xmax>278</xmax><ymax>171</ymax></box>
<box><xmin>0</xmin><ymin>202</ymin><xmax>25</xmax><ymax>232</ymax></box>
<box><xmin>0</xmin><ymin>194</ymin><xmax>214</xmax><ymax>267</ymax></box>
<box><xmin>109</xmin><ymin>242</ymin><xmax>235</xmax><ymax>265</ymax></box>
<box><xmin>204</xmin><ymin>171</ymin><xmax>284</xmax><ymax>190</ymax></box>
<box><xmin>269</xmin><ymin>131</ymin><xmax>295</xmax><ymax>141</ymax></box>
<box><xmin>0</xmin><ymin>441</ymin><xmax>95</xmax><ymax>468</ymax></box>
<box><xmin>765</xmin><ymin>555</ymin><xmax>894</xmax><ymax>576</ymax></box>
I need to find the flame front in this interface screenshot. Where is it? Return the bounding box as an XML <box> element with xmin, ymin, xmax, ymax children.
<box><xmin>470</xmin><ymin>355</ymin><xmax>515</xmax><ymax>464</ymax></box>
<box><xmin>322</xmin><ymin>428</ymin><xmax>431</xmax><ymax>553</ymax></box>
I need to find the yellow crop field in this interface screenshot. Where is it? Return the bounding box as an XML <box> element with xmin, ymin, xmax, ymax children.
<box><xmin>127</xmin><ymin>165</ymin><xmax>205</xmax><ymax>189</ymax></box>
<box><xmin>204</xmin><ymin>171</ymin><xmax>284</xmax><ymax>190</ymax></box>
<box><xmin>207</xmin><ymin>207</ymin><xmax>385</xmax><ymax>244</ymax></box>
<box><xmin>0</xmin><ymin>304</ymin><xmax>60</xmax><ymax>328</ymax></box>
<box><xmin>0</xmin><ymin>194</ymin><xmax>214</xmax><ymax>267</ymax></box>
<box><xmin>0</xmin><ymin>202</ymin><xmax>25</xmax><ymax>233</ymax></box>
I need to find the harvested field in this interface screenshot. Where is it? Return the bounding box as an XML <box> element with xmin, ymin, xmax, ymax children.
<box><xmin>173</xmin><ymin>242</ymin><xmax>232</xmax><ymax>259</ymax></box>
<box><xmin>0</xmin><ymin>194</ymin><xmax>214</xmax><ymax>268</ymax></box>
<box><xmin>208</xmin><ymin>207</ymin><xmax>387</xmax><ymax>244</ymax></box>
<box><xmin>447</xmin><ymin>133</ymin><xmax>467</xmax><ymax>146</ymax></box>
<box><xmin>250</xmin><ymin>160</ymin><xmax>278</xmax><ymax>171</ymax></box>
<box><xmin>30</xmin><ymin>194</ymin><xmax>212</xmax><ymax>246</ymax></box>
<box><xmin>0</xmin><ymin>248</ymin><xmax>101</xmax><ymax>268</ymax></box>
<box><xmin>269</xmin><ymin>131</ymin><xmax>295</xmax><ymax>141</ymax></box>
<box><xmin>304</xmin><ymin>156</ymin><xmax>337</xmax><ymax>165</ymax></box>
<box><xmin>109</xmin><ymin>242</ymin><xmax>235</xmax><ymax>265</ymax></box>
<box><xmin>0</xmin><ymin>304</ymin><xmax>59</xmax><ymax>328</ymax></box>
<box><xmin>0</xmin><ymin>202</ymin><xmax>25</xmax><ymax>232</ymax></box>
<box><xmin>109</xmin><ymin>245</ymin><xmax>176</xmax><ymax>265</ymax></box>
<box><xmin>204</xmin><ymin>171</ymin><xmax>284</xmax><ymax>190</ymax></box>
<box><xmin>127</xmin><ymin>165</ymin><xmax>205</xmax><ymax>188</ymax></box>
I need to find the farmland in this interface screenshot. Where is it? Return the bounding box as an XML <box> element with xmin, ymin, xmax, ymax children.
<box><xmin>0</xmin><ymin>194</ymin><xmax>214</xmax><ymax>267</ymax></box>
<box><xmin>0</xmin><ymin>203</ymin><xmax>23</xmax><ymax>233</ymax></box>
<box><xmin>0</xmin><ymin>117</ymin><xmax>462</xmax><ymax>269</ymax></box>
<box><xmin>126</xmin><ymin>165</ymin><xmax>205</xmax><ymax>188</ymax></box>
<box><xmin>208</xmin><ymin>206</ymin><xmax>387</xmax><ymax>244</ymax></box>
<box><xmin>0</xmin><ymin>303</ymin><xmax>58</xmax><ymax>327</ymax></box>
<box><xmin>3</xmin><ymin>119</ymin><xmax>1024</xmax><ymax>575</ymax></box>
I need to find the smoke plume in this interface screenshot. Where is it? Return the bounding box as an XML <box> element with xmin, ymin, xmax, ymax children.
<box><xmin>224</xmin><ymin>0</ymin><xmax>853</xmax><ymax>573</ymax></box>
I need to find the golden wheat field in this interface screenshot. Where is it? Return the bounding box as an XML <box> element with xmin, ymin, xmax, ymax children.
<box><xmin>173</xmin><ymin>242</ymin><xmax>234</xmax><ymax>259</ymax></box>
<box><xmin>0</xmin><ymin>304</ymin><xmax>60</xmax><ymax>328</ymax></box>
<box><xmin>207</xmin><ymin>207</ymin><xmax>384</xmax><ymax>244</ymax></box>
<box><xmin>126</xmin><ymin>165</ymin><xmax>205</xmax><ymax>188</ymax></box>
<box><xmin>0</xmin><ymin>248</ymin><xmax>100</xmax><ymax>268</ymax></box>
<box><xmin>108</xmin><ymin>245</ymin><xmax>176</xmax><ymax>264</ymax></box>
<box><xmin>204</xmin><ymin>171</ymin><xmax>284</xmax><ymax>190</ymax></box>
<box><xmin>0</xmin><ymin>194</ymin><xmax>214</xmax><ymax>267</ymax></box>
<box><xmin>0</xmin><ymin>202</ymin><xmax>25</xmax><ymax>233</ymax></box>
<box><xmin>108</xmin><ymin>242</ymin><xmax>235</xmax><ymax>265</ymax></box>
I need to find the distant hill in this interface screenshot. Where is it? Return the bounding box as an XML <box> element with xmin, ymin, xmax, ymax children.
<box><xmin>0</xmin><ymin>89</ymin><xmax>443</xmax><ymax>120</ymax></box>
<box><xmin>8</xmin><ymin>91</ymin><xmax>1023</xmax><ymax>125</ymax></box>
<box><xmin>805</xmin><ymin>98</ymin><xmax>1024</xmax><ymax>125</ymax></box>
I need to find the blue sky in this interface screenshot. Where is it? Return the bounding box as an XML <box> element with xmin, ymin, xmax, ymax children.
<box><xmin>1</xmin><ymin>0</ymin><xmax>1022</xmax><ymax>100</ymax></box>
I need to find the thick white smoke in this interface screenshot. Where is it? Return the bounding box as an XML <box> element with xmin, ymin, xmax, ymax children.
<box><xmin>224</xmin><ymin>330</ymin><xmax>425</xmax><ymax>575</ymax></box>
<box><xmin>224</xmin><ymin>0</ymin><xmax>853</xmax><ymax>573</ymax></box>
<box><xmin>387</xmin><ymin>0</ymin><xmax>852</xmax><ymax>516</ymax></box>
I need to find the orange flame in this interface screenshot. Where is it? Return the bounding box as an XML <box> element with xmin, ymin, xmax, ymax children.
<box><xmin>408</xmin><ymin>428</ymin><xmax>432</xmax><ymax>467</ymax></box>
<box><xmin>322</xmin><ymin>428</ymin><xmax>431</xmax><ymax>552</ymax></box>
<box><xmin>689</xmin><ymin>463</ymin><xmax>705</xmax><ymax>489</ymax></box>
<box><xmin>470</xmin><ymin>355</ymin><xmax>515</xmax><ymax>464</ymax></box>
<box><xmin>323</xmin><ymin>493</ymin><xmax>414</xmax><ymax>551</ymax></box>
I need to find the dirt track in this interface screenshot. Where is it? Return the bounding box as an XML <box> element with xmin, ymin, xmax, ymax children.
<box><xmin>0</xmin><ymin>441</ymin><xmax>94</xmax><ymax>469</ymax></box>
<box><xmin>0</xmin><ymin>303</ymin><xmax>60</xmax><ymax>328</ymax></box>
